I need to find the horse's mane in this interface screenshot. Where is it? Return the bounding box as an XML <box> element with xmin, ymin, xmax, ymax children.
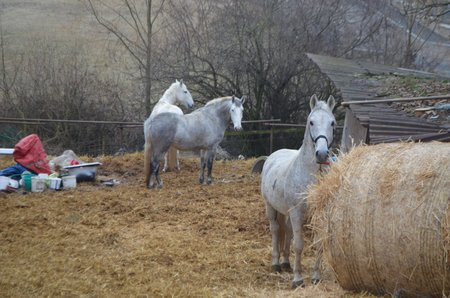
<box><xmin>160</xmin><ymin>81</ymin><xmax>181</xmax><ymax>101</ymax></box>
<box><xmin>205</xmin><ymin>96</ymin><xmax>233</xmax><ymax>106</ymax></box>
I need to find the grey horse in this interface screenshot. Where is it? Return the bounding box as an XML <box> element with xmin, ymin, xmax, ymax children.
<box><xmin>144</xmin><ymin>95</ymin><xmax>245</xmax><ymax>188</ymax></box>
<box><xmin>260</xmin><ymin>94</ymin><xmax>336</xmax><ymax>288</ymax></box>
<box><xmin>144</xmin><ymin>79</ymin><xmax>194</xmax><ymax>174</ymax></box>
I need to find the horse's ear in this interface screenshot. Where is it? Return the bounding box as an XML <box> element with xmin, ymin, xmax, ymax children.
<box><xmin>175</xmin><ymin>79</ymin><xmax>179</xmax><ymax>83</ymax></box>
<box><xmin>232</xmin><ymin>95</ymin><xmax>235</xmax><ymax>103</ymax></box>
<box><xmin>310</xmin><ymin>94</ymin><xmax>319</xmax><ymax>110</ymax></box>
<box><xmin>327</xmin><ymin>95</ymin><xmax>336</xmax><ymax>110</ymax></box>
<box><xmin>241</xmin><ymin>96</ymin><xmax>246</xmax><ymax>105</ymax></box>
<box><xmin>179</xmin><ymin>79</ymin><xmax>183</xmax><ymax>86</ymax></box>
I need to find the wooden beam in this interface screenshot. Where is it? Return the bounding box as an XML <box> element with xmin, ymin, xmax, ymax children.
<box><xmin>341</xmin><ymin>94</ymin><xmax>450</xmax><ymax>106</ymax></box>
<box><xmin>0</xmin><ymin>117</ymin><xmax>281</xmax><ymax>126</ymax></box>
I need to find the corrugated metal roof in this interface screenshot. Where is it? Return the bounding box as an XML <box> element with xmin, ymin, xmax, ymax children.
<box><xmin>307</xmin><ymin>53</ymin><xmax>450</xmax><ymax>144</ymax></box>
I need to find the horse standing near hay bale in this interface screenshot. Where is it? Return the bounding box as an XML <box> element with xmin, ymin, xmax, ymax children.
<box><xmin>144</xmin><ymin>95</ymin><xmax>245</xmax><ymax>188</ymax></box>
<box><xmin>261</xmin><ymin>94</ymin><xmax>336</xmax><ymax>288</ymax></box>
<box><xmin>144</xmin><ymin>79</ymin><xmax>194</xmax><ymax>175</ymax></box>
<box><xmin>308</xmin><ymin>142</ymin><xmax>450</xmax><ymax>297</ymax></box>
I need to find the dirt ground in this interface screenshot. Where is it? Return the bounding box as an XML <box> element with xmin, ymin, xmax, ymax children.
<box><xmin>0</xmin><ymin>153</ymin><xmax>378</xmax><ymax>297</ymax></box>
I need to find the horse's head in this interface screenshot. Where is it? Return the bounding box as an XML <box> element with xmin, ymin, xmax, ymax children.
<box><xmin>230</xmin><ymin>95</ymin><xmax>245</xmax><ymax>131</ymax></box>
<box><xmin>308</xmin><ymin>94</ymin><xmax>336</xmax><ymax>164</ymax></box>
<box><xmin>174</xmin><ymin>79</ymin><xmax>194</xmax><ymax>109</ymax></box>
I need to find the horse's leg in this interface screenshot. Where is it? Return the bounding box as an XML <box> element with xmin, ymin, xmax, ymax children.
<box><xmin>289</xmin><ymin>208</ymin><xmax>305</xmax><ymax>288</ymax></box>
<box><xmin>149</xmin><ymin>158</ymin><xmax>159</xmax><ymax>189</ymax></box>
<box><xmin>148</xmin><ymin>155</ymin><xmax>160</xmax><ymax>189</ymax></box>
<box><xmin>199</xmin><ymin>150</ymin><xmax>206</xmax><ymax>184</ymax></box>
<box><xmin>154</xmin><ymin>152</ymin><xmax>165</xmax><ymax>188</ymax></box>
<box><xmin>163</xmin><ymin>152</ymin><xmax>169</xmax><ymax>172</ymax></box>
<box><xmin>164</xmin><ymin>146</ymin><xmax>178</xmax><ymax>172</ymax></box>
<box><xmin>205</xmin><ymin>149</ymin><xmax>215</xmax><ymax>184</ymax></box>
<box><xmin>149</xmin><ymin>150</ymin><xmax>165</xmax><ymax>188</ymax></box>
<box><xmin>311</xmin><ymin>236</ymin><xmax>323</xmax><ymax>284</ymax></box>
<box><xmin>281</xmin><ymin>215</ymin><xmax>293</xmax><ymax>272</ymax></box>
<box><xmin>266</xmin><ymin>204</ymin><xmax>282</xmax><ymax>272</ymax></box>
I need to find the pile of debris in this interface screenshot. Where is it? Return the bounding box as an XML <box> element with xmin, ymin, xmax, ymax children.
<box><xmin>0</xmin><ymin>134</ymin><xmax>101</xmax><ymax>193</ymax></box>
<box><xmin>381</xmin><ymin>76</ymin><xmax>450</xmax><ymax>125</ymax></box>
<box><xmin>391</xmin><ymin>100</ymin><xmax>450</xmax><ymax>125</ymax></box>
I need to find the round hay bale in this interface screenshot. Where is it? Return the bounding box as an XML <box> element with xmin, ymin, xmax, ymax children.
<box><xmin>308</xmin><ymin>142</ymin><xmax>450</xmax><ymax>297</ymax></box>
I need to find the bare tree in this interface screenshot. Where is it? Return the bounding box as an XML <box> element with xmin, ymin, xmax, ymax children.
<box><xmin>0</xmin><ymin>19</ymin><xmax>21</xmax><ymax>105</ymax></box>
<box><xmin>164</xmin><ymin>0</ymin><xmax>350</xmax><ymax>123</ymax></box>
<box><xmin>86</xmin><ymin>0</ymin><xmax>166</xmax><ymax>115</ymax></box>
<box><xmin>406</xmin><ymin>0</ymin><xmax>450</xmax><ymax>17</ymax></box>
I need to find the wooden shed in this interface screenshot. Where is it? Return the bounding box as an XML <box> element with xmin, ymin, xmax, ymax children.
<box><xmin>307</xmin><ymin>53</ymin><xmax>450</xmax><ymax>152</ymax></box>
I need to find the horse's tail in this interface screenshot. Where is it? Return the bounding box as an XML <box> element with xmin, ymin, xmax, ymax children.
<box><xmin>144</xmin><ymin>121</ymin><xmax>153</xmax><ymax>187</ymax></box>
<box><xmin>144</xmin><ymin>138</ymin><xmax>153</xmax><ymax>187</ymax></box>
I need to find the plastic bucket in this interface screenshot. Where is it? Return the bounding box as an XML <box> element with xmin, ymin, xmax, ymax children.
<box><xmin>8</xmin><ymin>179</ymin><xmax>19</xmax><ymax>189</ymax></box>
<box><xmin>62</xmin><ymin>175</ymin><xmax>76</xmax><ymax>189</ymax></box>
<box><xmin>0</xmin><ymin>176</ymin><xmax>9</xmax><ymax>190</ymax></box>
<box><xmin>22</xmin><ymin>173</ymin><xmax>35</xmax><ymax>192</ymax></box>
<box><xmin>48</xmin><ymin>178</ymin><xmax>62</xmax><ymax>190</ymax></box>
<box><xmin>31</xmin><ymin>176</ymin><xmax>46</xmax><ymax>192</ymax></box>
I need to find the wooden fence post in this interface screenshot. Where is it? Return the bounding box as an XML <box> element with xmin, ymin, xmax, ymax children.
<box><xmin>269</xmin><ymin>126</ymin><xmax>273</xmax><ymax>154</ymax></box>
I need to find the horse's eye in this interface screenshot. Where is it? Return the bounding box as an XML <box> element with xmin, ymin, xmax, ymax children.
<box><xmin>331</xmin><ymin>121</ymin><xmax>335</xmax><ymax>127</ymax></box>
<box><xmin>310</xmin><ymin>121</ymin><xmax>314</xmax><ymax>126</ymax></box>
<box><xmin>184</xmin><ymin>91</ymin><xmax>188</xmax><ymax>94</ymax></box>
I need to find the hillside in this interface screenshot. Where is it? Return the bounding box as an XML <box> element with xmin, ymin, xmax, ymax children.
<box><xmin>1</xmin><ymin>1</ymin><xmax>93</xmax><ymax>41</ymax></box>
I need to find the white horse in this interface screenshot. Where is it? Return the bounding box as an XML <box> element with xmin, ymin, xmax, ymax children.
<box><xmin>144</xmin><ymin>79</ymin><xmax>194</xmax><ymax>176</ymax></box>
<box><xmin>144</xmin><ymin>96</ymin><xmax>245</xmax><ymax>188</ymax></box>
<box><xmin>260</xmin><ymin>94</ymin><xmax>336</xmax><ymax>288</ymax></box>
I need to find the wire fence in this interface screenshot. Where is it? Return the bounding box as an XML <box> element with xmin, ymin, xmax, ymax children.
<box><xmin>0</xmin><ymin>118</ymin><xmax>342</xmax><ymax>158</ymax></box>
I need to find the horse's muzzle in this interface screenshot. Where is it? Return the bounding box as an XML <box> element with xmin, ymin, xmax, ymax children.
<box><xmin>234</xmin><ymin>126</ymin><xmax>242</xmax><ymax>131</ymax></box>
<box><xmin>315</xmin><ymin>150</ymin><xmax>329</xmax><ymax>164</ymax></box>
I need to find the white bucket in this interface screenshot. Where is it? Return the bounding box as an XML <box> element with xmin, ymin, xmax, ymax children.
<box><xmin>0</xmin><ymin>176</ymin><xmax>9</xmax><ymax>190</ymax></box>
<box><xmin>38</xmin><ymin>173</ymin><xmax>49</xmax><ymax>179</ymax></box>
<box><xmin>62</xmin><ymin>175</ymin><xmax>76</xmax><ymax>189</ymax></box>
<box><xmin>48</xmin><ymin>177</ymin><xmax>62</xmax><ymax>190</ymax></box>
<box><xmin>31</xmin><ymin>177</ymin><xmax>46</xmax><ymax>192</ymax></box>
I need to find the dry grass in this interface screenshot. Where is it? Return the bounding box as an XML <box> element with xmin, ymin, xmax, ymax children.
<box><xmin>0</xmin><ymin>152</ymin><xmax>379</xmax><ymax>297</ymax></box>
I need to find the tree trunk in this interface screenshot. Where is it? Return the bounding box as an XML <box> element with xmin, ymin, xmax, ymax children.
<box><xmin>145</xmin><ymin>1</ymin><xmax>153</xmax><ymax>115</ymax></box>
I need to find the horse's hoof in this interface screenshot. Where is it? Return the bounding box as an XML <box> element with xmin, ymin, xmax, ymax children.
<box><xmin>311</xmin><ymin>278</ymin><xmax>320</xmax><ymax>285</ymax></box>
<box><xmin>199</xmin><ymin>177</ymin><xmax>204</xmax><ymax>184</ymax></box>
<box><xmin>157</xmin><ymin>182</ymin><xmax>164</xmax><ymax>189</ymax></box>
<box><xmin>271</xmin><ymin>264</ymin><xmax>282</xmax><ymax>273</ymax></box>
<box><xmin>207</xmin><ymin>179</ymin><xmax>213</xmax><ymax>185</ymax></box>
<box><xmin>292</xmin><ymin>279</ymin><xmax>305</xmax><ymax>289</ymax></box>
<box><xmin>281</xmin><ymin>262</ymin><xmax>292</xmax><ymax>272</ymax></box>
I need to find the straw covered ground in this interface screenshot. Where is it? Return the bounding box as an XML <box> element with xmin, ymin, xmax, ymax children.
<box><xmin>0</xmin><ymin>152</ymin><xmax>378</xmax><ymax>297</ymax></box>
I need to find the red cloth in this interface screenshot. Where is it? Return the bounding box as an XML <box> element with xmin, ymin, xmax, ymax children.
<box><xmin>13</xmin><ymin>134</ymin><xmax>51</xmax><ymax>174</ymax></box>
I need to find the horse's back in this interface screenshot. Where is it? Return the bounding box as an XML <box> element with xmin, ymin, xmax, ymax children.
<box><xmin>147</xmin><ymin>113</ymin><xmax>181</xmax><ymax>145</ymax></box>
<box><xmin>151</xmin><ymin>102</ymin><xmax>183</xmax><ymax>118</ymax></box>
<box><xmin>261</xmin><ymin>149</ymin><xmax>297</xmax><ymax>214</ymax></box>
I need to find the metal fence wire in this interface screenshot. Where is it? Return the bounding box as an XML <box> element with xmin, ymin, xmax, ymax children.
<box><xmin>0</xmin><ymin>119</ymin><xmax>342</xmax><ymax>158</ymax></box>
